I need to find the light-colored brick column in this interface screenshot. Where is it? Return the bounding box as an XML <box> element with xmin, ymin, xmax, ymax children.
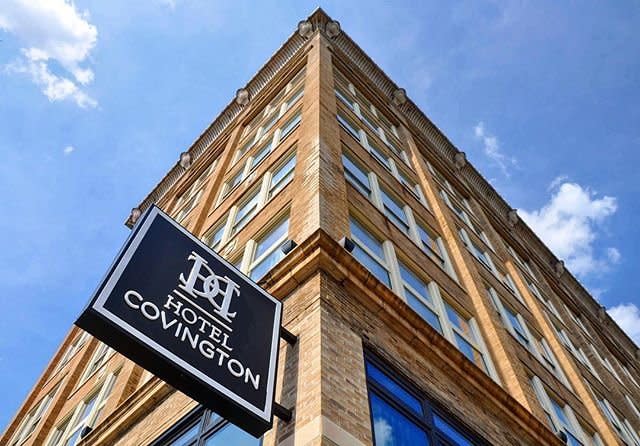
<box><xmin>289</xmin><ymin>32</ymin><xmax>348</xmax><ymax>244</ymax></box>
<box><xmin>506</xmin><ymin>262</ymin><xmax>619</xmax><ymax>444</ymax></box>
<box><xmin>402</xmin><ymin>131</ymin><xmax>537</xmax><ymax>414</ymax></box>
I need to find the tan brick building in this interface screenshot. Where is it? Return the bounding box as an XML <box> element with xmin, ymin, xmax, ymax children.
<box><xmin>3</xmin><ymin>9</ymin><xmax>640</xmax><ymax>446</ymax></box>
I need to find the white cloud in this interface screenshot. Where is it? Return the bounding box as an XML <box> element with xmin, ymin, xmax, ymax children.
<box><xmin>63</xmin><ymin>145</ymin><xmax>75</xmax><ymax>155</ymax></box>
<box><xmin>548</xmin><ymin>174</ymin><xmax>568</xmax><ymax>191</ymax></box>
<box><xmin>160</xmin><ymin>0</ymin><xmax>177</xmax><ymax>9</ymax></box>
<box><xmin>373</xmin><ymin>418</ymin><xmax>392</xmax><ymax>446</ymax></box>
<box><xmin>473</xmin><ymin>122</ymin><xmax>517</xmax><ymax>177</ymax></box>
<box><xmin>606</xmin><ymin>247</ymin><xmax>621</xmax><ymax>264</ymax></box>
<box><xmin>518</xmin><ymin>182</ymin><xmax>618</xmax><ymax>277</ymax></box>
<box><xmin>608</xmin><ymin>303</ymin><xmax>640</xmax><ymax>346</ymax></box>
<box><xmin>0</xmin><ymin>0</ymin><xmax>98</xmax><ymax>108</ymax></box>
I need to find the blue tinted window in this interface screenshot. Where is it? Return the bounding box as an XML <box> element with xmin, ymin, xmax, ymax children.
<box><xmin>153</xmin><ymin>409</ymin><xmax>260</xmax><ymax>446</ymax></box>
<box><xmin>366</xmin><ymin>362</ymin><xmax>422</xmax><ymax>415</ymax></box>
<box><xmin>434</xmin><ymin>413</ymin><xmax>473</xmax><ymax>446</ymax></box>
<box><xmin>366</xmin><ymin>357</ymin><xmax>482</xmax><ymax>446</ymax></box>
<box><xmin>202</xmin><ymin>424</ymin><xmax>259</xmax><ymax>446</ymax></box>
<box><xmin>370</xmin><ymin>392</ymin><xmax>429</xmax><ymax>446</ymax></box>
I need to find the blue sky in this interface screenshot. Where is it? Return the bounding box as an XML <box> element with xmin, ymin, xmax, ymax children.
<box><xmin>1</xmin><ymin>0</ymin><xmax>639</xmax><ymax>429</ymax></box>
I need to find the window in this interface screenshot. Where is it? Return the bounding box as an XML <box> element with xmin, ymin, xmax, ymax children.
<box><xmin>488</xmin><ymin>288</ymin><xmax>531</xmax><ymax>348</ymax></box>
<box><xmin>267</xmin><ymin>154</ymin><xmax>295</xmax><ymax>199</ymax></box>
<box><xmin>249</xmin><ymin>140</ymin><xmax>273</xmax><ymax>170</ymax></box>
<box><xmin>398</xmin><ymin>262</ymin><xmax>442</xmax><ymax>334</ymax></box>
<box><xmin>204</xmin><ymin>220</ymin><xmax>226</xmax><ymax>252</ymax></box>
<box><xmin>444</xmin><ymin>303</ymin><xmax>492</xmax><ymax>374</ymax></box>
<box><xmin>415</xmin><ymin>222</ymin><xmax>446</xmax><ymax>269</ymax></box>
<box><xmin>175</xmin><ymin>190</ymin><xmax>203</xmax><ymax>223</ymax></box>
<box><xmin>368</xmin><ymin>140</ymin><xmax>392</xmax><ymax>171</ymax></box>
<box><xmin>555</xmin><ymin>327</ymin><xmax>601</xmax><ymax>380</ymax></box>
<box><xmin>379</xmin><ymin>188</ymin><xmax>410</xmax><ymax>233</ymax></box>
<box><xmin>597</xmin><ymin>397</ymin><xmax>640</xmax><ymax>445</ymax></box>
<box><xmin>334</xmin><ymin>70</ymin><xmax>410</xmax><ymax>168</ymax></box>
<box><xmin>343</xmin><ymin>149</ymin><xmax>453</xmax><ymax>277</ymax></box>
<box><xmin>48</xmin><ymin>373</ymin><xmax>117</xmax><ymax>446</ymax></box>
<box><xmin>279</xmin><ymin>112</ymin><xmax>301</xmax><ymax>141</ymax></box>
<box><xmin>54</xmin><ymin>331</ymin><xmax>89</xmax><ymax>373</ymax></box>
<box><xmin>342</xmin><ymin>153</ymin><xmax>372</xmax><ymax>198</ymax></box>
<box><xmin>151</xmin><ymin>407</ymin><xmax>259</xmax><ymax>446</ymax></box>
<box><xmin>501</xmin><ymin>273</ymin><xmax>524</xmax><ymax>303</ymax></box>
<box><xmin>626</xmin><ymin>395</ymin><xmax>640</xmax><ymax>421</ymax></box>
<box><xmin>247</xmin><ymin>215</ymin><xmax>289</xmax><ymax>281</ymax></box>
<box><xmin>397</xmin><ymin>168</ymin><xmax>423</xmax><ymax>201</ymax></box>
<box><xmin>349</xmin><ymin>218</ymin><xmax>495</xmax><ymax>380</ymax></box>
<box><xmin>284</xmin><ymin>87</ymin><xmax>303</xmax><ymax>110</ymax></box>
<box><xmin>243</xmin><ymin>68</ymin><xmax>305</xmax><ymax>145</ymax></box>
<box><xmin>231</xmin><ymin>188</ymin><xmax>260</xmax><ymax>235</ymax></box>
<box><xmin>208</xmin><ymin>150</ymin><xmax>296</xmax><ymax>249</ymax></box>
<box><xmin>335</xmin><ymin>87</ymin><xmax>355</xmax><ymax>110</ymax></box>
<box><xmin>221</xmin><ymin>169</ymin><xmax>245</xmax><ymax>201</ymax></box>
<box><xmin>10</xmin><ymin>387</ymin><xmax>58</xmax><ymax>446</ymax></box>
<box><xmin>337</xmin><ymin>112</ymin><xmax>360</xmax><ymax>140</ymax></box>
<box><xmin>234</xmin><ymin>136</ymin><xmax>257</xmax><ymax>163</ymax></box>
<box><xmin>460</xmin><ymin>229</ymin><xmax>495</xmax><ymax>273</ymax></box>
<box><xmin>366</xmin><ymin>356</ymin><xmax>483</xmax><ymax>446</ymax></box>
<box><xmin>80</xmin><ymin>342</ymin><xmax>112</xmax><ymax>383</ymax></box>
<box><xmin>622</xmin><ymin>364</ymin><xmax>640</xmax><ymax>389</ymax></box>
<box><xmin>349</xmin><ymin>217</ymin><xmax>391</xmax><ymax>287</ymax></box>
<box><xmin>590</xmin><ymin>344</ymin><xmax>623</xmax><ymax>383</ymax></box>
<box><xmin>531</xmin><ymin>376</ymin><xmax>586</xmax><ymax>446</ymax></box>
<box><xmin>173</xmin><ymin>162</ymin><xmax>217</xmax><ymax>222</ymax></box>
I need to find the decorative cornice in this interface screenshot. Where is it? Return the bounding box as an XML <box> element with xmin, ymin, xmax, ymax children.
<box><xmin>127</xmin><ymin>26</ymin><xmax>309</xmax><ymax>226</ymax></box>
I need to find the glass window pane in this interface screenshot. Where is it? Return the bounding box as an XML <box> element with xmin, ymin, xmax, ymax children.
<box><xmin>406</xmin><ymin>292</ymin><xmax>442</xmax><ymax>334</ymax></box>
<box><xmin>226</xmin><ymin>170</ymin><xmax>243</xmax><ymax>193</ymax></box>
<box><xmin>445</xmin><ymin>304</ymin><xmax>474</xmax><ymax>338</ymax></box>
<box><xmin>398</xmin><ymin>264</ymin><xmax>433</xmax><ymax>305</ymax></box>
<box><xmin>280</xmin><ymin>114</ymin><xmax>301</xmax><ymax>140</ymax></box>
<box><xmin>433</xmin><ymin>413</ymin><xmax>473</xmax><ymax>446</ymax></box>
<box><xmin>380</xmin><ymin>190</ymin><xmax>409</xmax><ymax>232</ymax></box>
<box><xmin>167</xmin><ymin>423</ymin><xmax>199</xmax><ymax>446</ymax></box>
<box><xmin>250</xmin><ymin>141</ymin><xmax>273</xmax><ymax>170</ymax></box>
<box><xmin>453</xmin><ymin>334</ymin><xmax>487</xmax><ymax>372</ymax></box>
<box><xmin>350</xmin><ymin>219</ymin><xmax>384</xmax><ymax>259</ymax></box>
<box><xmin>64</xmin><ymin>430</ymin><xmax>82</xmax><ymax>446</ymax></box>
<box><xmin>366</xmin><ymin>362</ymin><xmax>423</xmax><ymax>414</ymax></box>
<box><xmin>352</xmin><ymin>245</ymin><xmax>390</xmax><ymax>287</ymax></box>
<box><xmin>369</xmin><ymin>142</ymin><xmax>391</xmax><ymax>170</ymax></box>
<box><xmin>369</xmin><ymin>393</ymin><xmax>429</xmax><ymax>446</ymax></box>
<box><xmin>207</xmin><ymin>224</ymin><xmax>225</xmax><ymax>250</ymax></box>
<box><xmin>250</xmin><ymin>250</ymin><xmax>284</xmax><ymax>281</ymax></box>
<box><xmin>338</xmin><ymin>113</ymin><xmax>360</xmax><ymax>140</ymax></box>
<box><xmin>286</xmin><ymin>88</ymin><xmax>303</xmax><ymax>109</ymax></box>
<box><xmin>202</xmin><ymin>423</ymin><xmax>260</xmax><ymax>446</ymax></box>
<box><xmin>255</xmin><ymin>218</ymin><xmax>289</xmax><ymax>259</ymax></box>
<box><xmin>336</xmin><ymin>88</ymin><xmax>355</xmax><ymax>109</ymax></box>
<box><xmin>270</xmin><ymin>155</ymin><xmax>296</xmax><ymax>192</ymax></box>
<box><xmin>233</xmin><ymin>191</ymin><xmax>260</xmax><ymax>231</ymax></box>
<box><xmin>343</xmin><ymin>154</ymin><xmax>371</xmax><ymax>196</ymax></box>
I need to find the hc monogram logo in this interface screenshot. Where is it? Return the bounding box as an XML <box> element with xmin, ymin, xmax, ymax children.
<box><xmin>178</xmin><ymin>251</ymin><xmax>240</xmax><ymax>323</ymax></box>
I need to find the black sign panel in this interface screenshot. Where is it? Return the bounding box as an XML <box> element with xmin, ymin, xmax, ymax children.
<box><xmin>76</xmin><ymin>205</ymin><xmax>281</xmax><ymax>437</ymax></box>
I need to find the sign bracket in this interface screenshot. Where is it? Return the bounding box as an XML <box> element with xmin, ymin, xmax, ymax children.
<box><xmin>273</xmin><ymin>402</ymin><xmax>293</xmax><ymax>422</ymax></box>
<box><xmin>280</xmin><ymin>327</ymin><xmax>298</xmax><ymax>346</ymax></box>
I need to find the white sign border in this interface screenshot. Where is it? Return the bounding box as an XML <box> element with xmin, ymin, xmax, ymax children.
<box><xmin>91</xmin><ymin>206</ymin><xmax>281</xmax><ymax>423</ymax></box>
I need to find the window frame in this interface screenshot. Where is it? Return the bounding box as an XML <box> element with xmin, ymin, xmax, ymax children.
<box><xmin>364</xmin><ymin>353</ymin><xmax>489</xmax><ymax>446</ymax></box>
<box><xmin>246</xmin><ymin>214</ymin><xmax>290</xmax><ymax>281</ymax></box>
<box><xmin>47</xmin><ymin>372</ymin><xmax>117</xmax><ymax>446</ymax></box>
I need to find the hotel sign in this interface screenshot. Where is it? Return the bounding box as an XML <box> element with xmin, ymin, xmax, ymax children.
<box><xmin>76</xmin><ymin>206</ymin><xmax>282</xmax><ymax>437</ymax></box>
